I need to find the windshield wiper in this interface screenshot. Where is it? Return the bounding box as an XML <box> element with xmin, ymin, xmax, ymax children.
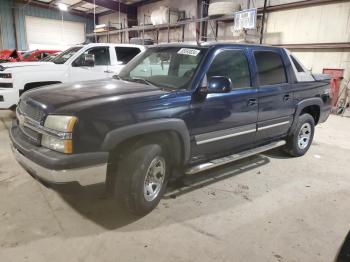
<box><xmin>116</xmin><ymin>76</ymin><xmax>156</xmax><ymax>87</ymax></box>
<box><xmin>113</xmin><ymin>75</ymin><xmax>121</xmax><ymax>80</ymax></box>
<box><xmin>131</xmin><ymin>78</ymin><xmax>156</xmax><ymax>86</ymax></box>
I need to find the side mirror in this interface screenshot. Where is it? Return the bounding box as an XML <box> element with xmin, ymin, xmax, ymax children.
<box><xmin>205</xmin><ymin>76</ymin><xmax>232</xmax><ymax>93</ymax></box>
<box><xmin>81</xmin><ymin>54</ymin><xmax>95</xmax><ymax>67</ymax></box>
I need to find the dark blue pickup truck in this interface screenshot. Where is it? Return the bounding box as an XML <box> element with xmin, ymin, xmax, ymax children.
<box><xmin>10</xmin><ymin>43</ymin><xmax>331</xmax><ymax>215</ymax></box>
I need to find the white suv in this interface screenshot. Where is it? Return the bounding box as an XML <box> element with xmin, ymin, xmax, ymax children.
<box><xmin>0</xmin><ymin>43</ymin><xmax>146</xmax><ymax>109</ymax></box>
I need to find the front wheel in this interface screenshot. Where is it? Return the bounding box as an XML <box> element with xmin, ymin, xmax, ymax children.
<box><xmin>284</xmin><ymin>113</ymin><xmax>315</xmax><ymax>157</ymax></box>
<box><xmin>114</xmin><ymin>143</ymin><xmax>170</xmax><ymax>215</ymax></box>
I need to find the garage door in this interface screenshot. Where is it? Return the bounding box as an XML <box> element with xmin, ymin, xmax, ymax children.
<box><xmin>25</xmin><ymin>16</ymin><xmax>85</xmax><ymax>50</ymax></box>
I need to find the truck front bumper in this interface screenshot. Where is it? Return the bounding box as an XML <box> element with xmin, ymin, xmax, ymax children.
<box><xmin>0</xmin><ymin>88</ymin><xmax>18</xmax><ymax>109</ymax></box>
<box><xmin>10</xmin><ymin>121</ymin><xmax>109</xmax><ymax>186</ymax></box>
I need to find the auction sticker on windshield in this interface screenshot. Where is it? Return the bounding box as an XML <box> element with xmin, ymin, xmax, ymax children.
<box><xmin>177</xmin><ymin>48</ymin><xmax>200</xmax><ymax>56</ymax></box>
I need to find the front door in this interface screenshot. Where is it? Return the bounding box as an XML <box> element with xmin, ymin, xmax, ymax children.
<box><xmin>189</xmin><ymin>48</ymin><xmax>258</xmax><ymax>160</ymax></box>
<box><xmin>68</xmin><ymin>46</ymin><xmax>113</xmax><ymax>82</ymax></box>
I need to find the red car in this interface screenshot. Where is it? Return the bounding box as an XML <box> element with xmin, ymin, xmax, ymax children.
<box><xmin>0</xmin><ymin>49</ymin><xmax>22</xmax><ymax>63</ymax></box>
<box><xmin>0</xmin><ymin>49</ymin><xmax>60</xmax><ymax>63</ymax></box>
<box><xmin>21</xmin><ymin>49</ymin><xmax>61</xmax><ymax>61</ymax></box>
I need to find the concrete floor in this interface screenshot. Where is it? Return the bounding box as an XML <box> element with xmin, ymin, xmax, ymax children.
<box><xmin>0</xmin><ymin>110</ymin><xmax>349</xmax><ymax>262</ymax></box>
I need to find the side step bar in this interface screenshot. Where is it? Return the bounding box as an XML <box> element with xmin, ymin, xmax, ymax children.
<box><xmin>185</xmin><ymin>140</ymin><xmax>286</xmax><ymax>175</ymax></box>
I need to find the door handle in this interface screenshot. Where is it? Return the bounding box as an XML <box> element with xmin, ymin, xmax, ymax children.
<box><xmin>104</xmin><ymin>70</ymin><xmax>114</xmax><ymax>73</ymax></box>
<box><xmin>247</xmin><ymin>98</ymin><xmax>257</xmax><ymax>106</ymax></box>
<box><xmin>283</xmin><ymin>94</ymin><xmax>291</xmax><ymax>101</ymax></box>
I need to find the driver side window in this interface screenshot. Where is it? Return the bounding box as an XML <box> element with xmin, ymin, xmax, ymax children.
<box><xmin>74</xmin><ymin>47</ymin><xmax>111</xmax><ymax>66</ymax></box>
<box><xmin>207</xmin><ymin>49</ymin><xmax>251</xmax><ymax>89</ymax></box>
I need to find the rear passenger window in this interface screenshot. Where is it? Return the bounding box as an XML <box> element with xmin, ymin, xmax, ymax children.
<box><xmin>115</xmin><ymin>47</ymin><xmax>141</xmax><ymax>64</ymax></box>
<box><xmin>254</xmin><ymin>51</ymin><xmax>287</xmax><ymax>86</ymax></box>
<box><xmin>290</xmin><ymin>55</ymin><xmax>304</xmax><ymax>72</ymax></box>
<box><xmin>207</xmin><ymin>49</ymin><xmax>251</xmax><ymax>88</ymax></box>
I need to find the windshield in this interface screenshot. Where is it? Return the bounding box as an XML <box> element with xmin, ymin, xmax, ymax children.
<box><xmin>118</xmin><ymin>46</ymin><xmax>207</xmax><ymax>89</ymax></box>
<box><xmin>22</xmin><ymin>51</ymin><xmax>34</xmax><ymax>59</ymax></box>
<box><xmin>40</xmin><ymin>53</ymin><xmax>58</xmax><ymax>61</ymax></box>
<box><xmin>52</xmin><ymin>47</ymin><xmax>82</xmax><ymax>64</ymax></box>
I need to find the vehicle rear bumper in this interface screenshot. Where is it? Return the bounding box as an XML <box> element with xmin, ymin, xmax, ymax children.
<box><xmin>0</xmin><ymin>88</ymin><xmax>18</xmax><ymax>109</ymax></box>
<box><xmin>319</xmin><ymin>104</ymin><xmax>332</xmax><ymax>124</ymax></box>
<box><xmin>10</xmin><ymin>121</ymin><xmax>108</xmax><ymax>185</ymax></box>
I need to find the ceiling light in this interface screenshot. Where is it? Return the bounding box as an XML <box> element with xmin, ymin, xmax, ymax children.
<box><xmin>57</xmin><ymin>3</ymin><xmax>68</xmax><ymax>11</ymax></box>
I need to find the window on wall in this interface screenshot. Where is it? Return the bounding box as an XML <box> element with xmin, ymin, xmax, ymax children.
<box><xmin>254</xmin><ymin>51</ymin><xmax>287</xmax><ymax>86</ymax></box>
<box><xmin>207</xmin><ymin>49</ymin><xmax>251</xmax><ymax>88</ymax></box>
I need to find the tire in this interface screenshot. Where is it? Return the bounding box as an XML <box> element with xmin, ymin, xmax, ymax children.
<box><xmin>114</xmin><ymin>143</ymin><xmax>170</xmax><ymax>215</ymax></box>
<box><xmin>284</xmin><ymin>113</ymin><xmax>315</xmax><ymax>157</ymax></box>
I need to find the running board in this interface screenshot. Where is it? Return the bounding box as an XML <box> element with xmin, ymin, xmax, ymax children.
<box><xmin>185</xmin><ymin>140</ymin><xmax>286</xmax><ymax>175</ymax></box>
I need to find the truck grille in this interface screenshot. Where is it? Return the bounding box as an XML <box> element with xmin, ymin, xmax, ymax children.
<box><xmin>19</xmin><ymin>125</ymin><xmax>41</xmax><ymax>145</ymax></box>
<box><xmin>0</xmin><ymin>83</ymin><xmax>12</xmax><ymax>88</ymax></box>
<box><xmin>19</xmin><ymin>100</ymin><xmax>45</xmax><ymax>123</ymax></box>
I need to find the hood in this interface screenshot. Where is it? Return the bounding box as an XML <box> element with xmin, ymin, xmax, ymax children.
<box><xmin>0</xmin><ymin>61</ymin><xmax>53</xmax><ymax>70</ymax></box>
<box><xmin>21</xmin><ymin>78</ymin><xmax>172</xmax><ymax>113</ymax></box>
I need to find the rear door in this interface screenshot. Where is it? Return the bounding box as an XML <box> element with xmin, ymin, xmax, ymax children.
<box><xmin>254</xmin><ymin>49</ymin><xmax>294</xmax><ymax>143</ymax></box>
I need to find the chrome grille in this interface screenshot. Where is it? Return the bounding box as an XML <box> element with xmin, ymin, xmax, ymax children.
<box><xmin>19</xmin><ymin>125</ymin><xmax>41</xmax><ymax>145</ymax></box>
<box><xmin>19</xmin><ymin>100</ymin><xmax>45</xmax><ymax>123</ymax></box>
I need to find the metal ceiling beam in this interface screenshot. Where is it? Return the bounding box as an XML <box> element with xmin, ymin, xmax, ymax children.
<box><xmin>132</xmin><ymin>0</ymin><xmax>163</xmax><ymax>6</ymax></box>
<box><xmin>260</xmin><ymin>0</ymin><xmax>350</xmax><ymax>12</ymax></box>
<box><xmin>83</xmin><ymin>0</ymin><xmax>136</xmax><ymax>14</ymax></box>
<box><xmin>97</xmin><ymin>9</ymin><xmax>116</xmax><ymax>17</ymax></box>
<box><xmin>20</xmin><ymin>0</ymin><xmax>94</xmax><ymax>18</ymax></box>
<box><xmin>69</xmin><ymin>0</ymin><xmax>87</xmax><ymax>10</ymax></box>
<box><xmin>49</xmin><ymin>0</ymin><xmax>61</xmax><ymax>5</ymax></box>
<box><xmin>85</xmin><ymin>5</ymin><xmax>106</xmax><ymax>14</ymax></box>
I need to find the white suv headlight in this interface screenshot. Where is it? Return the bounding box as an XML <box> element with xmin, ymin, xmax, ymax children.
<box><xmin>41</xmin><ymin>115</ymin><xmax>77</xmax><ymax>154</ymax></box>
<box><xmin>0</xmin><ymin>73</ymin><xmax>12</xmax><ymax>78</ymax></box>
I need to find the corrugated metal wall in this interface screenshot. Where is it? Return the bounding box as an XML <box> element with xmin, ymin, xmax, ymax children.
<box><xmin>0</xmin><ymin>0</ymin><xmax>94</xmax><ymax>50</ymax></box>
<box><xmin>0</xmin><ymin>0</ymin><xmax>16</xmax><ymax>49</ymax></box>
<box><xmin>264</xmin><ymin>1</ymin><xmax>350</xmax><ymax>86</ymax></box>
<box><xmin>264</xmin><ymin>2</ymin><xmax>350</xmax><ymax>45</ymax></box>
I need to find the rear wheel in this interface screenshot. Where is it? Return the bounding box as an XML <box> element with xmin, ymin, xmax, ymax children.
<box><xmin>284</xmin><ymin>113</ymin><xmax>315</xmax><ymax>157</ymax></box>
<box><xmin>114</xmin><ymin>143</ymin><xmax>170</xmax><ymax>215</ymax></box>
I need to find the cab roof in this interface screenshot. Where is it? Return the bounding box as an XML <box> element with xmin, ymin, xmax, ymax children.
<box><xmin>153</xmin><ymin>41</ymin><xmax>285</xmax><ymax>51</ymax></box>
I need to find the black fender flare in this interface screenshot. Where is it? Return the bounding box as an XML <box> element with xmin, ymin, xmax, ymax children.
<box><xmin>101</xmin><ymin>118</ymin><xmax>191</xmax><ymax>164</ymax></box>
<box><xmin>289</xmin><ymin>97</ymin><xmax>323</xmax><ymax>134</ymax></box>
<box><xmin>21</xmin><ymin>81</ymin><xmax>62</xmax><ymax>96</ymax></box>
<box><xmin>24</xmin><ymin>81</ymin><xmax>62</xmax><ymax>89</ymax></box>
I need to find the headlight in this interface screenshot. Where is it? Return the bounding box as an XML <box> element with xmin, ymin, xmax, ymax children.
<box><xmin>43</xmin><ymin>115</ymin><xmax>77</xmax><ymax>132</ymax></box>
<box><xmin>0</xmin><ymin>73</ymin><xmax>12</xmax><ymax>78</ymax></box>
<box><xmin>41</xmin><ymin>115</ymin><xmax>77</xmax><ymax>154</ymax></box>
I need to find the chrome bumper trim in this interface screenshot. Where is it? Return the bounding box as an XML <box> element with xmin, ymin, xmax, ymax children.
<box><xmin>12</xmin><ymin>146</ymin><xmax>107</xmax><ymax>186</ymax></box>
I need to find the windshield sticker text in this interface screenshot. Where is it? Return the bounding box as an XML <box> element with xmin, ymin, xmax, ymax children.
<box><xmin>177</xmin><ymin>48</ymin><xmax>200</xmax><ymax>56</ymax></box>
